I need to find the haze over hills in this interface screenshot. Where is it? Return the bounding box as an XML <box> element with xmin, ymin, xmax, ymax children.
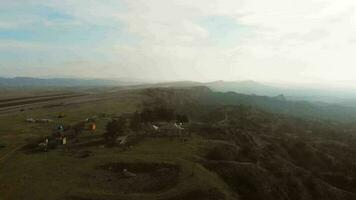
<box><xmin>0</xmin><ymin>77</ymin><xmax>141</xmax><ymax>87</ymax></box>
<box><xmin>206</xmin><ymin>80</ymin><xmax>356</xmax><ymax>103</ymax></box>
<box><xmin>143</xmin><ymin>86</ymin><xmax>356</xmax><ymax>123</ymax></box>
<box><xmin>160</xmin><ymin>80</ymin><xmax>356</xmax><ymax>106</ymax></box>
<box><xmin>2</xmin><ymin>76</ymin><xmax>356</xmax><ymax>107</ymax></box>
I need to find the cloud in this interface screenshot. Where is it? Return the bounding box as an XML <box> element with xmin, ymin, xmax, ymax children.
<box><xmin>2</xmin><ymin>0</ymin><xmax>356</xmax><ymax>84</ymax></box>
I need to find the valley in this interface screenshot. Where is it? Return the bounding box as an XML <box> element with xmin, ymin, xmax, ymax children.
<box><xmin>1</xmin><ymin>86</ymin><xmax>356</xmax><ymax>200</ymax></box>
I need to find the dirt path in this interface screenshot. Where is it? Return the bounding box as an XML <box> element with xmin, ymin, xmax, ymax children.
<box><xmin>0</xmin><ymin>144</ymin><xmax>24</xmax><ymax>164</ymax></box>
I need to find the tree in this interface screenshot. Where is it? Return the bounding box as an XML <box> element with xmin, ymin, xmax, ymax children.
<box><xmin>140</xmin><ymin>106</ymin><xmax>175</xmax><ymax>122</ymax></box>
<box><xmin>104</xmin><ymin>117</ymin><xmax>126</xmax><ymax>144</ymax></box>
<box><xmin>155</xmin><ymin>106</ymin><xmax>175</xmax><ymax>122</ymax></box>
<box><xmin>130</xmin><ymin>111</ymin><xmax>142</xmax><ymax>131</ymax></box>
<box><xmin>141</xmin><ymin>108</ymin><xmax>154</xmax><ymax>123</ymax></box>
<box><xmin>176</xmin><ymin>114</ymin><xmax>189</xmax><ymax>123</ymax></box>
<box><xmin>72</xmin><ymin>121</ymin><xmax>86</xmax><ymax>136</ymax></box>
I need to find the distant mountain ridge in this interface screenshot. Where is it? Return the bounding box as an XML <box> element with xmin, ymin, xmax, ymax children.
<box><xmin>0</xmin><ymin>77</ymin><xmax>140</xmax><ymax>87</ymax></box>
<box><xmin>144</xmin><ymin>86</ymin><xmax>356</xmax><ymax>123</ymax></box>
<box><xmin>206</xmin><ymin>80</ymin><xmax>283</xmax><ymax>96</ymax></box>
<box><xmin>205</xmin><ymin>80</ymin><xmax>356</xmax><ymax>104</ymax></box>
<box><xmin>137</xmin><ymin>80</ymin><xmax>356</xmax><ymax>106</ymax></box>
<box><xmin>2</xmin><ymin>77</ymin><xmax>356</xmax><ymax>107</ymax></box>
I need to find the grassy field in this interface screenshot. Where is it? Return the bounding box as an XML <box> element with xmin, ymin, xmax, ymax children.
<box><xmin>0</xmin><ymin>88</ymin><xmax>234</xmax><ymax>200</ymax></box>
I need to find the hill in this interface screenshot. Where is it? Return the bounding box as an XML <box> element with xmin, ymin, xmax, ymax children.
<box><xmin>2</xmin><ymin>86</ymin><xmax>356</xmax><ymax>200</ymax></box>
<box><xmin>0</xmin><ymin>77</ymin><xmax>140</xmax><ymax>88</ymax></box>
<box><xmin>3</xmin><ymin>78</ymin><xmax>356</xmax><ymax>107</ymax></box>
<box><xmin>205</xmin><ymin>80</ymin><xmax>356</xmax><ymax>105</ymax></box>
<box><xmin>143</xmin><ymin>86</ymin><xmax>356</xmax><ymax>123</ymax></box>
<box><xmin>206</xmin><ymin>80</ymin><xmax>282</xmax><ymax>96</ymax></box>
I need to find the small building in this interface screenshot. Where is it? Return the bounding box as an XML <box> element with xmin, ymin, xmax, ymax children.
<box><xmin>174</xmin><ymin>123</ymin><xmax>184</xmax><ymax>130</ymax></box>
<box><xmin>26</xmin><ymin>118</ymin><xmax>36</xmax><ymax>123</ymax></box>
<box><xmin>116</xmin><ymin>135</ymin><xmax>128</xmax><ymax>145</ymax></box>
<box><xmin>37</xmin><ymin>119</ymin><xmax>53</xmax><ymax>123</ymax></box>
<box><xmin>26</xmin><ymin>118</ymin><xmax>53</xmax><ymax>123</ymax></box>
<box><xmin>152</xmin><ymin>125</ymin><xmax>159</xmax><ymax>131</ymax></box>
<box><xmin>123</xmin><ymin>169</ymin><xmax>136</xmax><ymax>178</ymax></box>
<box><xmin>158</xmin><ymin>123</ymin><xmax>183</xmax><ymax>136</ymax></box>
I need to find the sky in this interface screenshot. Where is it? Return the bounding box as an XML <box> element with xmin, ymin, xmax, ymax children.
<box><xmin>1</xmin><ymin>0</ymin><xmax>356</xmax><ymax>85</ymax></box>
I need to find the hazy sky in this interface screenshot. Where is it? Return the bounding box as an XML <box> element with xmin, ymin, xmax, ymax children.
<box><xmin>1</xmin><ymin>0</ymin><xmax>356</xmax><ymax>84</ymax></box>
